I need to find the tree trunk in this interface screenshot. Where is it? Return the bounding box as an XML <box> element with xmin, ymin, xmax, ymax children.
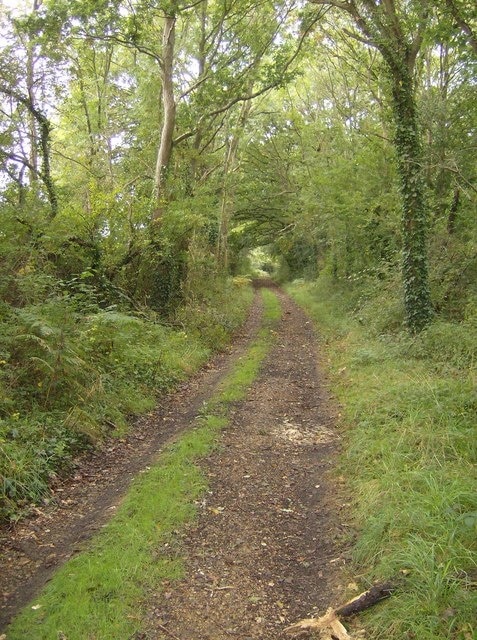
<box><xmin>189</xmin><ymin>1</ymin><xmax>207</xmax><ymax>189</ymax></box>
<box><xmin>26</xmin><ymin>0</ymin><xmax>43</xmax><ymax>182</ymax></box>
<box><xmin>217</xmin><ymin>99</ymin><xmax>252</xmax><ymax>269</ymax></box>
<box><xmin>391</xmin><ymin>68</ymin><xmax>433</xmax><ymax>332</ymax></box>
<box><xmin>152</xmin><ymin>14</ymin><xmax>176</xmax><ymax>223</ymax></box>
<box><xmin>447</xmin><ymin>186</ymin><xmax>460</xmax><ymax>235</ymax></box>
<box><xmin>309</xmin><ymin>0</ymin><xmax>434</xmax><ymax>333</ymax></box>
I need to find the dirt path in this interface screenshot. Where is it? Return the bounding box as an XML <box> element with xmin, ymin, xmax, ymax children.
<box><xmin>144</xmin><ymin>287</ymin><xmax>349</xmax><ymax>639</ymax></box>
<box><xmin>0</xmin><ymin>285</ymin><xmax>349</xmax><ymax>637</ymax></box>
<box><xmin>0</xmin><ymin>293</ymin><xmax>264</xmax><ymax>631</ymax></box>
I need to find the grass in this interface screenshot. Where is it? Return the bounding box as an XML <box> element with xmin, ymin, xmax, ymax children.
<box><xmin>288</xmin><ymin>276</ymin><xmax>476</xmax><ymax>640</ymax></box>
<box><xmin>5</xmin><ymin>287</ymin><xmax>281</xmax><ymax>640</ymax></box>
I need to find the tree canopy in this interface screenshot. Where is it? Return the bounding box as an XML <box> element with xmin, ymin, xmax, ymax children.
<box><xmin>1</xmin><ymin>0</ymin><xmax>474</xmax><ymax>332</ymax></box>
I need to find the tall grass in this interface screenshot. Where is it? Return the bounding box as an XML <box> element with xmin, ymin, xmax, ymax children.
<box><xmin>289</xmin><ymin>276</ymin><xmax>476</xmax><ymax>640</ymax></box>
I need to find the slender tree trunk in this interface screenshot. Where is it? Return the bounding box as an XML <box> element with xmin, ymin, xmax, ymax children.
<box><xmin>391</xmin><ymin>68</ymin><xmax>433</xmax><ymax>332</ymax></box>
<box><xmin>447</xmin><ymin>186</ymin><xmax>460</xmax><ymax>235</ymax></box>
<box><xmin>76</xmin><ymin>63</ymin><xmax>96</xmax><ymax>163</ymax></box>
<box><xmin>189</xmin><ymin>1</ymin><xmax>207</xmax><ymax>189</ymax></box>
<box><xmin>218</xmin><ymin>99</ymin><xmax>252</xmax><ymax>269</ymax></box>
<box><xmin>26</xmin><ymin>0</ymin><xmax>43</xmax><ymax>182</ymax></box>
<box><xmin>26</xmin><ymin>44</ymin><xmax>38</xmax><ymax>181</ymax></box>
<box><xmin>152</xmin><ymin>14</ymin><xmax>176</xmax><ymax>222</ymax></box>
<box><xmin>217</xmin><ymin>145</ymin><xmax>235</xmax><ymax>270</ymax></box>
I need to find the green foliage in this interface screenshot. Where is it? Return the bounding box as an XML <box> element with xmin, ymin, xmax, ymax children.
<box><xmin>176</xmin><ymin>274</ymin><xmax>253</xmax><ymax>349</ymax></box>
<box><xmin>0</xmin><ymin>273</ymin><xmax>253</xmax><ymax>521</ymax></box>
<box><xmin>289</xmin><ymin>277</ymin><xmax>477</xmax><ymax>640</ymax></box>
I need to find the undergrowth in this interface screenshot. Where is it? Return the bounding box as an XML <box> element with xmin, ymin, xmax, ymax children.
<box><xmin>288</xmin><ymin>277</ymin><xmax>476</xmax><ymax>640</ymax></box>
<box><xmin>0</xmin><ymin>279</ymin><xmax>253</xmax><ymax>522</ymax></box>
<box><xmin>5</xmin><ymin>287</ymin><xmax>280</xmax><ymax>640</ymax></box>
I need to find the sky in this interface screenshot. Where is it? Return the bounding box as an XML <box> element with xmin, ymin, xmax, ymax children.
<box><xmin>0</xmin><ymin>0</ymin><xmax>30</xmax><ymax>17</ymax></box>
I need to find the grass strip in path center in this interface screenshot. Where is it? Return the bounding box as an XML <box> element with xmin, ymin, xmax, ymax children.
<box><xmin>5</xmin><ymin>288</ymin><xmax>281</xmax><ymax>640</ymax></box>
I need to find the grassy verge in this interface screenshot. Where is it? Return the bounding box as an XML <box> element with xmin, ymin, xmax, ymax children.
<box><xmin>288</xmin><ymin>277</ymin><xmax>476</xmax><ymax>640</ymax></box>
<box><xmin>0</xmin><ymin>279</ymin><xmax>253</xmax><ymax>522</ymax></box>
<box><xmin>5</xmin><ymin>287</ymin><xmax>281</xmax><ymax>640</ymax></box>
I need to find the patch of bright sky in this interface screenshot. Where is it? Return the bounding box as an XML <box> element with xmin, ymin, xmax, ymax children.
<box><xmin>1</xmin><ymin>0</ymin><xmax>29</xmax><ymax>16</ymax></box>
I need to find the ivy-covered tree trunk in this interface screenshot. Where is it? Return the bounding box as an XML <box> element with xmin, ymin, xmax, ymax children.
<box><xmin>391</xmin><ymin>69</ymin><xmax>433</xmax><ymax>332</ymax></box>
<box><xmin>310</xmin><ymin>0</ymin><xmax>434</xmax><ymax>332</ymax></box>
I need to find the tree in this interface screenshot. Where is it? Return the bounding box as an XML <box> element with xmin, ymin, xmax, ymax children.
<box><xmin>0</xmin><ymin>83</ymin><xmax>58</xmax><ymax>218</ymax></box>
<box><xmin>443</xmin><ymin>0</ymin><xmax>477</xmax><ymax>55</ymax></box>
<box><xmin>0</xmin><ymin>3</ymin><xmax>58</xmax><ymax>218</ymax></box>
<box><xmin>310</xmin><ymin>0</ymin><xmax>434</xmax><ymax>332</ymax></box>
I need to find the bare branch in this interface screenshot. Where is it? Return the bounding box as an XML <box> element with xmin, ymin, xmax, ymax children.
<box><xmin>310</xmin><ymin>0</ymin><xmax>353</xmax><ymax>11</ymax></box>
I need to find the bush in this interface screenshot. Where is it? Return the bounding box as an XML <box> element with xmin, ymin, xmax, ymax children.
<box><xmin>0</xmin><ymin>276</ymin><xmax>254</xmax><ymax>521</ymax></box>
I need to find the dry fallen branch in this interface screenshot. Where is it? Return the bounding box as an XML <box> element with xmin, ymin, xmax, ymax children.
<box><xmin>335</xmin><ymin>582</ymin><xmax>394</xmax><ymax>617</ymax></box>
<box><xmin>286</xmin><ymin>581</ymin><xmax>395</xmax><ymax>638</ymax></box>
<box><xmin>286</xmin><ymin>607</ymin><xmax>352</xmax><ymax>639</ymax></box>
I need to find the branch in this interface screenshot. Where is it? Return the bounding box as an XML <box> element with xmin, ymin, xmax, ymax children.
<box><xmin>438</xmin><ymin>163</ymin><xmax>477</xmax><ymax>196</ymax></box>
<box><xmin>286</xmin><ymin>581</ymin><xmax>396</xmax><ymax>638</ymax></box>
<box><xmin>178</xmin><ymin>70</ymin><xmax>212</xmax><ymax>99</ymax></box>
<box><xmin>336</xmin><ymin>582</ymin><xmax>394</xmax><ymax>617</ymax></box>
<box><xmin>445</xmin><ymin>0</ymin><xmax>477</xmax><ymax>55</ymax></box>
<box><xmin>52</xmin><ymin>149</ymin><xmax>104</xmax><ymax>177</ymax></box>
<box><xmin>203</xmin><ymin>14</ymin><xmax>320</xmax><ymax>121</ymax></box>
<box><xmin>408</xmin><ymin>2</ymin><xmax>431</xmax><ymax>72</ymax></box>
<box><xmin>75</xmin><ymin>32</ymin><xmax>163</xmax><ymax>67</ymax></box>
<box><xmin>179</xmin><ymin>0</ymin><xmax>207</xmax><ymax>12</ymax></box>
<box><xmin>310</xmin><ymin>0</ymin><xmax>353</xmax><ymax>11</ymax></box>
<box><xmin>173</xmin><ymin>13</ymin><xmax>320</xmax><ymax>146</ymax></box>
<box><xmin>0</xmin><ymin>149</ymin><xmax>37</xmax><ymax>174</ymax></box>
<box><xmin>199</xmin><ymin>114</ymin><xmax>227</xmax><ymax>154</ymax></box>
<box><xmin>342</xmin><ymin>27</ymin><xmax>374</xmax><ymax>47</ymax></box>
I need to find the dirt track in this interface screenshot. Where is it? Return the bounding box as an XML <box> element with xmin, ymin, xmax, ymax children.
<box><xmin>0</xmin><ymin>285</ymin><xmax>349</xmax><ymax>637</ymax></box>
<box><xmin>144</xmin><ymin>285</ymin><xmax>349</xmax><ymax>639</ymax></box>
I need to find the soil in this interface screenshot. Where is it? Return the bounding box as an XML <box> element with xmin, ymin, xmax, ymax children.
<box><xmin>0</xmin><ymin>284</ymin><xmax>351</xmax><ymax>638</ymax></box>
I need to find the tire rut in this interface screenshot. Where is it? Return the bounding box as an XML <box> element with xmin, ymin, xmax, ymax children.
<box><xmin>0</xmin><ymin>290</ymin><xmax>264</xmax><ymax>632</ymax></box>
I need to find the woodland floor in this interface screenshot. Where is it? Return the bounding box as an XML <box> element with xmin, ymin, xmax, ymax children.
<box><xmin>0</xmin><ymin>284</ymin><xmax>351</xmax><ymax>638</ymax></box>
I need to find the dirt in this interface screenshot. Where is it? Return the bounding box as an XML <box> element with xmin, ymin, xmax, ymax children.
<box><xmin>0</xmin><ymin>284</ymin><xmax>351</xmax><ymax>638</ymax></box>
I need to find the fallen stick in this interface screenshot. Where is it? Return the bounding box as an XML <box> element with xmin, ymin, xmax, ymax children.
<box><xmin>157</xmin><ymin>623</ymin><xmax>182</xmax><ymax>640</ymax></box>
<box><xmin>336</xmin><ymin>581</ymin><xmax>394</xmax><ymax>618</ymax></box>
<box><xmin>285</xmin><ymin>581</ymin><xmax>395</xmax><ymax>638</ymax></box>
